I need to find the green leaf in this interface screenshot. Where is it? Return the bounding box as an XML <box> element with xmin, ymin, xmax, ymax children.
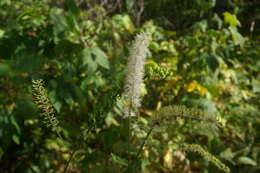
<box><xmin>53</xmin><ymin>101</ymin><xmax>62</xmax><ymax>113</ymax></box>
<box><xmin>10</xmin><ymin>116</ymin><xmax>21</xmax><ymax>134</ymax></box>
<box><xmin>220</xmin><ymin>148</ymin><xmax>234</xmax><ymax>160</ymax></box>
<box><xmin>81</xmin><ymin>48</ymin><xmax>98</xmax><ymax>73</ymax></box>
<box><xmin>206</xmin><ymin>54</ymin><xmax>219</xmax><ymax>72</ymax></box>
<box><xmin>122</xmin><ymin>15</ymin><xmax>135</xmax><ymax>32</ymax></box>
<box><xmin>252</xmin><ymin>79</ymin><xmax>260</xmax><ymax>93</ymax></box>
<box><xmin>12</xmin><ymin>135</ymin><xmax>20</xmax><ymax>145</ymax></box>
<box><xmin>213</xmin><ymin>13</ymin><xmax>223</xmax><ymax>29</ymax></box>
<box><xmin>65</xmin><ymin>0</ymin><xmax>79</xmax><ymax>16</ymax></box>
<box><xmin>112</xmin><ymin>14</ymin><xmax>135</xmax><ymax>33</ymax></box>
<box><xmin>0</xmin><ymin>29</ymin><xmax>4</xmax><ymax>38</ymax></box>
<box><xmin>92</xmin><ymin>47</ymin><xmax>110</xmax><ymax>69</ymax></box>
<box><xmin>50</xmin><ymin>8</ymin><xmax>69</xmax><ymax>37</ymax></box>
<box><xmin>223</xmin><ymin>12</ymin><xmax>241</xmax><ymax>27</ymax></box>
<box><xmin>16</xmin><ymin>54</ymin><xmax>45</xmax><ymax>73</ymax></box>
<box><xmin>0</xmin><ymin>63</ymin><xmax>11</xmax><ymax>76</ymax></box>
<box><xmin>81</xmin><ymin>48</ymin><xmax>92</xmax><ymax>65</ymax></box>
<box><xmin>229</xmin><ymin>27</ymin><xmax>245</xmax><ymax>47</ymax></box>
<box><xmin>126</xmin><ymin>0</ymin><xmax>134</xmax><ymax>12</ymax></box>
<box><xmin>111</xmin><ymin>153</ymin><xmax>128</xmax><ymax>166</ymax></box>
<box><xmin>87</xmin><ymin>58</ymin><xmax>98</xmax><ymax>73</ymax></box>
<box><xmin>105</xmin><ymin>113</ymin><xmax>119</xmax><ymax>126</ymax></box>
<box><xmin>238</xmin><ymin>156</ymin><xmax>257</xmax><ymax>166</ymax></box>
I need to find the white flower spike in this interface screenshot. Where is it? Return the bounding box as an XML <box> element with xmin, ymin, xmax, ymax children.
<box><xmin>123</xmin><ymin>32</ymin><xmax>149</xmax><ymax>117</ymax></box>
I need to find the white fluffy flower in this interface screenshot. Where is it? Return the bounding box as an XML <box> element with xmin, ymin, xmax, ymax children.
<box><xmin>123</xmin><ymin>32</ymin><xmax>149</xmax><ymax>117</ymax></box>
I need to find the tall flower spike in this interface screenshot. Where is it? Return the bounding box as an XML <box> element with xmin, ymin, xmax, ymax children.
<box><xmin>32</xmin><ymin>79</ymin><xmax>59</xmax><ymax>130</ymax></box>
<box><xmin>123</xmin><ymin>32</ymin><xmax>149</xmax><ymax>117</ymax></box>
<box><xmin>182</xmin><ymin>144</ymin><xmax>230</xmax><ymax>173</ymax></box>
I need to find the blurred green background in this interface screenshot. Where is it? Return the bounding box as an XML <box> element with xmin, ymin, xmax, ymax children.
<box><xmin>0</xmin><ymin>0</ymin><xmax>259</xmax><ymax>172</ymax></box>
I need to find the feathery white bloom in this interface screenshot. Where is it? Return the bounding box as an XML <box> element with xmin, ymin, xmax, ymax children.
<box><xmin>123</xmin><ymin>32</ymin><xmax>149</xmax><ymax>117</ymax></box>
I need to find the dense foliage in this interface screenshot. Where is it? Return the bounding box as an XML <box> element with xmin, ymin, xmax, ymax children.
<box><xmin>0</xmin><ymin>0</ymin><xmax>259</xmax><ymax>173</ymax></box>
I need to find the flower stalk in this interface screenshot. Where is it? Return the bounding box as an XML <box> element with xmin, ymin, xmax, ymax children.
<box><xmin>123</xmin><ymin>32</ymin><xmax>149</xmax><ymax>117</ymax></box>
<box><xmin>32</xmin><ymin>79</ymin><xmax>59</xmax><ymax>130</ymax></box>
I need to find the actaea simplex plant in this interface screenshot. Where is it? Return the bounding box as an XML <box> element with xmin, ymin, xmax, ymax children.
<box><xmin>32</xmin><ymin>32</ymin><xmax>230</xmax><ymax>173</ymax></box>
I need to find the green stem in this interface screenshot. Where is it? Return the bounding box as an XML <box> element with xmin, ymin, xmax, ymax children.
<box><xmin>62</xmin><ymin>125</ymin><xmax>94</xmax><ymax>173</ymax></box>
<box><xmin>123</xmin><ymin>124</ymin><xmax>154</xmax><ymax>173</ymax></box>
<box><xmin>127</xmin><ymin>110</ymin><xmax>131</xmax><ymax>172</ymax></box>
<box><xmin>134</xmin><ymin>125</ymin><xmax>153</xmax><ymax>161</ymax></box>
<box><xmin>64</xmin><ymin>149</ymin><xmax>76</xmax><ymax>173</ymax></box>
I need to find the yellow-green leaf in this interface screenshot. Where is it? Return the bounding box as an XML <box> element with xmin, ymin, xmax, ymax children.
<box><xmin>223</xmin><ymin>12</ymin><xmax>241</xmax><ymax>27</ymax></box>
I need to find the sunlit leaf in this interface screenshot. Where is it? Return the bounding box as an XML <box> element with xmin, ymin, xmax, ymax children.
<box><xmin>12</xmin><ymin>135</ymin><xmax>20</xmax><ymax>145</ymax></box>
<box><xmin>186</xmin><ymin>81</ymin><xmax>207</xmax><ymax>96</ymax></box>
<box><xmin>238</xmin><ymin>157</ymin><xmax>257</xmax><ymax>166</ymax></box>
<box><xmin>252</xmin><ymin>79</ymin><xmax>260</xmax><ymax>93</ymax></box>
<box><xmin>223</xmin><ymin>12</ymin><xmax>241</xmax><ymax>27</ymax></box>
<box><xmin>220</xmin><ymin>148</ymin><xmax>235</xmax><ymax>161</ymax></box>
<box><xmin>229</xmin><ymin>27</ymin><xmax>245</xmax><ymax>47</ymax></box>
<box><xmin>122</xmin><ymin>15</ymin><xmax>135</xmax><ymax>33</ymax></box>
<box><xmin>105</xmin><ymin>113</ymin><xmax>120</xmax><ymax>126</ymax></box>
<box><xmin>111</xmin><ymin>153</ymin><xmax>128</xmax><ymax>166</ymax></box>
<box><xmin>92</xmin><ymin>47</ymin><xmax>110</xmax><ymax>69</ymax></box>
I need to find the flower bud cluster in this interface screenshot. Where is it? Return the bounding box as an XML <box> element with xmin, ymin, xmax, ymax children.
<box><xmin>32</xmin><ymin>79</ymin><xmax>59</xmax><ymax>130</ymax></box>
